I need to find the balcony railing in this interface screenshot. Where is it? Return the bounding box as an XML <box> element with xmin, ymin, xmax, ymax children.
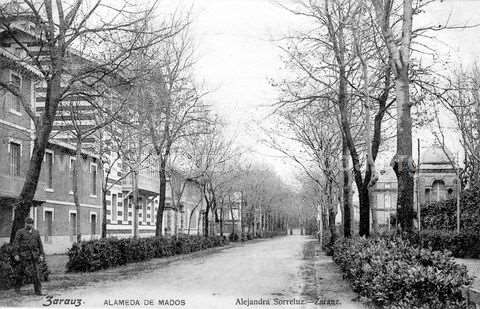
<box><xmin>122</xmin><ymin>172</ymin><xmax>160</xmax><ymax>194</ymax></box>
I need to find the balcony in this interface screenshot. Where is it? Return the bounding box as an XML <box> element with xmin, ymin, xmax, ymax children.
<box><xmin>122</xmin><ymin>172</ymin><xmax>159</xmax><ymax>196</ymax></box>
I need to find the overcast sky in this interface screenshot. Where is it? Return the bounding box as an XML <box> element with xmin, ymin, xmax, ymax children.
<box><xmin>160</xmin><ymin>0</ymin><xmax>480</xmax><ymax>181</ymax></box>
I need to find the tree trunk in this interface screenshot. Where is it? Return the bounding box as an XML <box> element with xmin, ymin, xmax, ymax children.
<box><xmin>155</xmin><ymin>159</ymin><xmax>167</xmax><ymax>237</ymax></box>
<box><xmin>359</xmin><ymin>185</ymin><xmax>370</xmax><ymax>236</ymax></box>
<box><xmin>369</xmin><ymin>185</ymin><xmax>378</xmax><ymax>235</ymax></box>
<box><xmin>73</xmin><ymin>139</ymin><xmax>82</xmax><ymax>242</ymax></box>
<box><xmin>133</xmin><ymin>171</ymin><xmax>139</xmax><ymax>238</ymax></box>
<box><xmin>328</xmin><ymin>208</ymin><xmax>336</xmax><ymax>244</ymax></box>
<box><xmin>10</xmin><ymin>71</ymin><xmax>62</xmax><ymax>242</ymax></box>
<box><xmin>328</xmin><ymin>180</ymin><xmax>336</xmax><ymax>244</ymax></box>
<box><xmin>219</xmin><ymin>203</ymin><xmax>224</xmax><ymax>237</ymax></box>
<box><xmin>102</xmin><ymin>187</ymin><xmax>107</xmax><ymax>238</ymax></box>
<box><xmin>10</xmin><ymin>129</ymin><xmax>50</xmax><ymax>242</ymax></box>
<box><xmin>318</xmin><ymin>203</ymin><xmax>323</xmax><ymax>246</ymax></box>
<box><xmin>229</xmin><ymin>197</ymin><xmax>235</xmax><ymax>235</ymax></box>
<box><xmin>203</xmin><ymin>189</ymin><xmax>210</xmax><ymax>237</ymax></box>
<box><xmin>342</xmin><ymin>136</ymin><xmax>351</xmax><ymax>237</ymax></box>
<box><xmin>393</xmin><ymin>75</ymin><xmax>414</xmax><ymax>232</ymax></box>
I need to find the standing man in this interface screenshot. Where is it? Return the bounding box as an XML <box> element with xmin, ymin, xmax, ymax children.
<box><xmin>13</xmin><ymin>217</ymin><xmax>45</xmax><ymax>295</ymax></box>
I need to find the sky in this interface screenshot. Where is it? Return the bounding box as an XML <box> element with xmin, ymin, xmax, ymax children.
<box><xmin>158</xmin><ymin>0</ymin><xmax>480</xmax><ymax>182</ymax></box>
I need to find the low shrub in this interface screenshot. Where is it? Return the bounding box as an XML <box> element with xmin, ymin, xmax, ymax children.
<box><xmin>229</xmin><ymin>233</ymin><xmax>240</xmax><ymax>242</ymax></box>
<box><xmin>0</xmin><ymin>243</ymin><xmax>50</xmax><ymax>290</ymax></box>
<box><xmin>333</xmin><ymin>237</ymin><xmax>472</xmax><ymax>308</ymax></box>
<box><xmin>240</xmin><ymin>232</ymin><xmax>254</xmax><ymax>241</ymax></box>
<box><xmin>66</xmin><ymin>235</ymin><xmax>227</xmax><ymax>273</ymax></box>
<box><xmin>406</xmin><ymin>229</ymin><xmax>480</xmax><ymax>259</ymax></box>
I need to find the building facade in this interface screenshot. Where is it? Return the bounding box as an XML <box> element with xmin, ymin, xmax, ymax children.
<box><xmin>368</xmin><ymin>143</ymin><xmax>458</xmax><ymax>231</ymax></box>
<box><xmin>0</xmin><ymin>11</ymin><xmax>206</xmax><ymax>254</ymax></box>
<box><xmin>0</xmin><ymin>48</ymin><xmax>103</xmax><ymax>253</ymax></box>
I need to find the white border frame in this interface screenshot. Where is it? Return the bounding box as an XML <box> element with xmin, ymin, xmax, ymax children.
<box><xmin>43</xmin><ymin>207</ymin><xmax>54</xmax><ymax>221</ymax></box>
<box><xmin>7</xmin><ymin>138</ymin><xmax>23</xmax><ymax>154</ymax></box>
<box><xmin>90</xmin><ymin>162</ymin><xmax>98</xmax><ymax>197</ymax></box>
<box><xmin>89</xmin><ymin>211</ymin><xmax>98</xmax><ymax>223</ymax></box>
<box><xmin>44</xmin><ymin>149</ymin><xmax>54</xmax><ymax>191</ymax></box>
<box><xmin>9</xmin><ymin>70</ymin><xmax>22</xmax><ymax>116</ymax></box>
<box><xmin>68</xmin><ymin>210</ymin><xmax>77</xmax><ymax>223</ymax></box>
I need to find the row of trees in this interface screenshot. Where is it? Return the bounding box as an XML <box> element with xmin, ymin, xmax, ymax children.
<box><xmin>267</xmin><ymin>0</ymin><xmax>473</xmax><ymax>239</ymax></box>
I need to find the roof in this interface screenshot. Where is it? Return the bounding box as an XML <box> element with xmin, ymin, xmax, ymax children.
<box><xmin>48</xmin><ymin>139</ymin><xmax>100</xmax><ymax>160</ymax></box>
<box><xmin>0</xmin><ymin>47</ymin><xmax>43</xmax><ymax>77</ymax></box>
<box><xmin>420</xmin><ymin>143</ymin><xmax>455</xmax><ymax>165</ymax></box>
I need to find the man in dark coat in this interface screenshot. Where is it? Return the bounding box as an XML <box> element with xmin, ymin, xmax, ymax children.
<box><xmin>13</xmin><ymin>217</ymin><xmax>45</xmax><ymax>295</ymax></box>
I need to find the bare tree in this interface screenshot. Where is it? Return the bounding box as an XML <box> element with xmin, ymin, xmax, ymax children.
<box><xmin>135</xmin><ymin>20</ymin><xmax>210</xmax><ymax>237</ymax></box>
<box><xmin>274</xmin><ymin>0</ymin><xmax>395</xmax><ymax>236</ymax></box>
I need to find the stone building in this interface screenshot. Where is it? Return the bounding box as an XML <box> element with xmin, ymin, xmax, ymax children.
<box><xmin>369</xmin><ymin>143</ymin><xmax>458</xmax><ymax>230</ymax></box>
<box><xmin>417</xmin><ymin>143</ymin><xmax>458</xmax><ymax>204</ymax></box>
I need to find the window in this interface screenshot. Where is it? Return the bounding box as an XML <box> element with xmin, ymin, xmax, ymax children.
<box><xmin>151</xmin><ymin>201</ymin><xmax>155</xmax><ymax>224</ymax></box>
<box><xmin>9</xmin><ymin>142</ymin><xmax>21</xmax><ymax>176</ymax></box>
<box><xmin>111</xmin><ymin>194</ymin><xmax>117</xmax><ymax>222</ymax></box>
<box><xmin>9</xmin><ymin>71</ymin><xmax>22</xmax><ymax>113</ymax></box>
<box><xmin>90</xmin><ymin>163</ymin><xmax>97</xmax><ymax>196</ymax></box>
<box><xmin>90</xmin><ymin>213</ymin><xmax>97</xmax><ymax>235</ymax></box>
<box><xmin>142</xmin><ymin>199</ymin><xmax>146</xmax><ymax>223</ymax></box>
<box><xmin>45</xmin><ymin>151</ymin><xmax>53</xmax><ymax>189</ymax></box>
<box><xmin>432</xmin><ymin>180</ymin><xmax>446</xmax><ymax>202</ymax></box>
<box><xmin>123</xmin><ymin>199</ymin><xmax>128</xmax><ymax>221</ymax></box>
<box><xmin>191</xmin><ymin>211</ymin><xmax>197</xmax><ymax>229</ymax></box>
<box><xmin>70</xmin><ymin>212</ymin><xmax>77</xmax><ymax>241</ymax></box>
<box><xmin>45</xmin><ymin>210</ymin><xmax>53</xmax><ymax>242</ymax></box>
<box><xmin>425</xmin><ymin>188</ymin><xmax>431</xmax><ymax>204</ymax></box>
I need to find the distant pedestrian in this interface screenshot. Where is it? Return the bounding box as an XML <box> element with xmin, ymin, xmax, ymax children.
<box><xmin>13</xmin><ymin>217</ymin><xmax>45</xmax><ymax>295</ymax></box>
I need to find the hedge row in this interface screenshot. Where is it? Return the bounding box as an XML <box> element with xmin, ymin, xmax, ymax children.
<box><xmin>333</xmin><ymin>237</ymin><xmax>472</xmax><ymax>308</ymax></box>
<box><xmin>66</xmin><ymin>235</ymin><xmax>227</xmax><ymax>272</ymax></box>
<box><xmin>421</xmin><ymin>185</ymin><xmax>480</xmax><ymax>233</ymax></box>
<box><xmin>0</xmin><ymin>243</ymin><xmax>50</xmax><ymax>290</ymax></box>
<box><xmin>406</xmin><ymin>229</ymin><xmax>480</xmax><ymax>259</ymax></box>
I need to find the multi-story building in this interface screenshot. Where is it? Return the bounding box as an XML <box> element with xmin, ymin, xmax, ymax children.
<box><xmin>0</xmin><ymin>48</ymin><xmax>103</xmax><ymax>254</ymax></box>
<box><xmin>0</xmin><ymin>7</ymin><xmax>209</xmax><ymax>254</ymax></box>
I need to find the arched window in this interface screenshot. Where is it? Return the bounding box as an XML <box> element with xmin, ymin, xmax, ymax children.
<box><xmin>425</xmin><ymin>188</ymin><xmax>431</xmax><ymax>203</ymax></box>
<box><xmin>432</xmin><ymin>180</ymin><xmax>446</xmax><ymax>202</ymax></box>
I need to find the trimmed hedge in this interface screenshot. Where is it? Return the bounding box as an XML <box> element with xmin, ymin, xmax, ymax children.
<box><xmin>422</xmin><ymin>185</ymin><xmax>480</xmax><ymax>233</ymax></box>
<box><xmin>407</xmin><ymin>230</ymin><xmax>480</xmax><ymax>259</ymax></box>
<box><xmin>0</xmin><ymin>243</ymin><xmax>50</xmax><ymax>290</ymax></box>
<box><xmin>333</xmin><ymin>237</ymin><xmax>472</xmax><ymax>308</ymax></box>
<box><xmin>66</xmin><ymin>235</ymin><xmax>228</xmax><ymax>272</ymax></box>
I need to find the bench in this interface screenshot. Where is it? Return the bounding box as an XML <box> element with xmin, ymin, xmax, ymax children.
<box><xmin>461</xmin><ymin>286</ymin><xmax>480</xmax><ymax>308</ymax></box>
